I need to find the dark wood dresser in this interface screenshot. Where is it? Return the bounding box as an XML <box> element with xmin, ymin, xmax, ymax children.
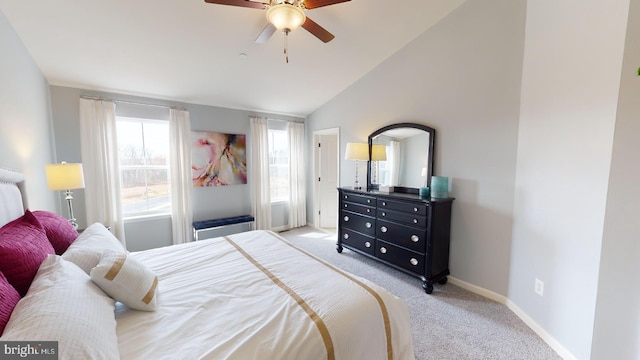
<box><xmin>337</xmin><ymin>187</ymin><xmax>454</xmax><ymax>294</ymax></box>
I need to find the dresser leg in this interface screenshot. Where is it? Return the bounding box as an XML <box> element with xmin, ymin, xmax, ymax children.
<box><xmin>336</xmin><ymin>243</ymin><xmax>343</xmax><ymax>253</ymax></box>
<box><xmin>422</xmin><ymin>280</ymin><xmax>434</xmax><ymax>294</ymax></box>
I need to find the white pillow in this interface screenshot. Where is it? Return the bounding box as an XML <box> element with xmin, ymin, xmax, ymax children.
<box><xmin>0</xmin><ymin>255</ymin><xmax>119</xmax><ymax>359</ymax></box>
<box><xmin>62</xmin><ymin>222</ymin><xmax>126</xmax><ymax>273</ymax></box>
<box><xmin>90</xmin><ymin>250</ymin><xmax>159</xmax><ymax>311</ymax></box>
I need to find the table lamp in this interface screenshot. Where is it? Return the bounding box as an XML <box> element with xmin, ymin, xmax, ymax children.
<box><xmin>371</xmin><ymin>144</ymin><xmax>387</xmax><ymax>184</ymax></box>
<box><xmin>344</xmin><ymin>143</ymin><xmax>368</xmax><ymax>189</ymax></box>
<box><xmin>45</xmin><ymin>162</ymin><xmax>85</xmax><ymax>229</ymax></box>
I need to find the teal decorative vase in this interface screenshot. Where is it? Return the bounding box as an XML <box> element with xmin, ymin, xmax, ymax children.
<box><xmin>431</xmin><ymin>176</ymin><xmax>449</xmax><ymax>198</ymax></box>
<box><xmin>419</xmin><ymin>187</ymin><xmax>430</xmax><ymax>199</ymax></box>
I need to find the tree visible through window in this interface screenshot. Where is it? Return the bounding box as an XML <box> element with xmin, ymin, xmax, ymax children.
<box><xmin>116</xmin><ymin>117</ymin><xmax>171</xmax><ymax>217</ymax></box>
<box><xmin>268</xmin><ymin>129</ymin><xmax>289</xmax><ymax>202</ymax></box>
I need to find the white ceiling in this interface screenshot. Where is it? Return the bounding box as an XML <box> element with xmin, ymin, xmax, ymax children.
<box><xmin>0</xmin><ymin>0</ymin><xmax>465</xmax><ymax>117</ymax></box>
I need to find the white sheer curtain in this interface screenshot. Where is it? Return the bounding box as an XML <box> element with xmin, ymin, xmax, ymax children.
<box><xmin>79</xmin><ymin>98</ymin><xmax>126</xmax><ymax>245</ymax></box>
<box><xmin>169</xmin><ymin>109</ymin><xmax>192</xmax><ymax>244</ymax></box>
<box><xmin>250</xmin><ymin>116</ymin><xmax>271</xmax><ymax>230</ymax></box>
<box><xmin>389</xmin><ymin>140</ymin><xmax>401</xmax><ymax>186</ymax></box>
<box><xmin>287</xmin><ymin>122</ymin><xmax>306</xmax><ymax>228</ymax></box>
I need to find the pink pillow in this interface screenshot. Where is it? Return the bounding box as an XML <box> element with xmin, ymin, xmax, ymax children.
<box><xmin>0</xmin><ymin>271</ymin><xmax>20</xmax><ymax>335</ymax></box>
<box><xmin>0</xmin><ymin>210</ymin><xmax>55</xmax><ymax>296</ymax></box>
<box><xmin>32</xmin><ymin>210</ymin><xmax>78</xmax><ymax>254</ymax></box>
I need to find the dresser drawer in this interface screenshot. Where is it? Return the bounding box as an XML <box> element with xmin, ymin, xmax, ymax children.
<box><xmin>341</xmin><ymin>192</ymin><xmax>376</xmax><ymax>206</ymax></box>
<box><xmin>378</xmin><ymin>208</ymin><xmax>426</xmax><ymax>228</ymax></box>
<box><xmin>340</xmin><ymin>229</ymin><xmax>374</xmax><ymax>255</ymax></box>
<box><xmin>376</xmin><ymin>220</ymin><xmax>427</xmax><ymax>253</ymax></box>
<box><xmin>341</xmin><ymin>211</ymin><xmax>375</xmax><ymax>236</ymax></box>
<box><xmin>378</xmin><ymin>198</ymin><xmax>427</xmax><ymax>216</ymax></box>
<box><xmin>342</xmin><ymin>201</ymin><xmax>375</xmax><ymax>216</ymax></box>
<box><xmin>375</xmin><ymin>241</ymin><xmax>424</xmax><ymax>275</ymax></box>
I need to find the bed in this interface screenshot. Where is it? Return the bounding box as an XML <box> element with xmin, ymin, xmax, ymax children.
<box><xmin>0</xmin><ymin>167</ymin><xmax>415</xmax><ymax>359</ymax></box>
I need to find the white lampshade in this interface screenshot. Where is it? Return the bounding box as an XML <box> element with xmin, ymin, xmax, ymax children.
<box><xmin>345</xmin><ymin>143</ymin><xmax>369</xmax><ymax>161</ymax></box>
<box><xmin>266</xmin><ymin>4</ymin><xmax>306</xmax><ymax>31</ymax></box>
<box><xmin>371</xmin><ymin>144</ymin><xmax>387</xmax><ymax>161</ymax></box>
<box><xmin>45</xmin><ymin>163</ymin><xmax>85</xmax><ymax>190</ymax></box>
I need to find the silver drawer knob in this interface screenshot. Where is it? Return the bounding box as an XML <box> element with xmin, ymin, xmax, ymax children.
<box><xmin>365</xmin><ymin>241</ymin><xmax>371</xmax><ymax>248</ymax></box>
<box><xmin>410</xmin><ymin>258</ymin><xmax>418</xmax><ymax>266</ymax></box>
<box><xmin>380</xmin><ymin>247</ymin><xmax>387</xmax><ymax>254</ymax></box>
<box><xmin>365</xmin><ymin>222</ymin><xmax>372</xmax><ymax>228</ymax></box>
<box><xmin>343</xmin><ymin>234</ymin><xmax>349</xmax><ymax>239</ymax></box>
<box><xmin>367</xmin><ymin>199</ymin><xmax>371</xmax><ymax>203</ymax></box>
<box><xmin>344</xmin><ymin>215</ymin><xmax>349</xmax><ymax>221</ymax></box>
<box><xmin>344</xmin><ymin>195</ymin><xmax>348</xmax><ymax>199</ymax></box>
<box><xmin>381</xmin><ymin>226</ymin><xmax>388</xmax><ymax>233</ymax></box>
<box><xmin>344</xmin><ymin>204</ymin><xmax>348</xmax><ymax>208</ymax></box>
<box><xmin>411</xmin><ymin>235</ymin><xmax>419</xmax><ymax>242</ymax></box>
<box><xmin>413</xmin><ymin>207</ymin><xmax>418</xmax><ymax>212</ymax></box>
<box><xmin>382</xmin><ymin>212</ymin><xmax>386</xmax><ymax>217</ymax></box>
<box><xmin>382</xmin><ymin>201</ymin><xmax>386</xmax><ymax>206</ymax></box>
<box><xmin>413</xmin><ymin>219</ymin><xmax>418</xmax><ymax>224</ymax></box>
<box><xmin>366</xmin><ymin>209</ymin><xmax>371</xmax><ymax>213</ymax></box>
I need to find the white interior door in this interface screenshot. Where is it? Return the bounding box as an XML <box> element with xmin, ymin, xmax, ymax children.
<box><xmin>315</xmin><ymin>131</ymin><xmax>339</xmax><ymax>229</ymax></box>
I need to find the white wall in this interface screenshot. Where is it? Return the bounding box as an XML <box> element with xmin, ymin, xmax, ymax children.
<box><xmin>0</xmin><ymin>11</ymin><xmax>56</xmax><ymax>211</ymax></box>
<box><xmin>307</xmin><ymin>0</ymin><xmax>526</xmax><ymax>297</ymax></box>
<box><xmin>591</xmin><ymin>0</ymin><xmax>640</xmax><ymax>358</ymax></box>
<box><xmin>510</xmin><ymin>1</ymin><xmax>629</xmax><ymax>358</ymax></box>
<box><xmin>49</xmin><ymin>85</ymin><xmax>303</xmax><ymax>250</ymax></box>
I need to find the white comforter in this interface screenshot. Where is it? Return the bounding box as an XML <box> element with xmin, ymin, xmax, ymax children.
<box><xmin>116</xmin><ymin>230</ymin><xmax>415</xmax><ymax>360</ymax></box>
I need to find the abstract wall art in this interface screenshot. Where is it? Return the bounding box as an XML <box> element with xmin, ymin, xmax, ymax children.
<box><xmin>192</xmin><ymin>131</ymin><xmax>247</xmax><ymax>187</ymax></box>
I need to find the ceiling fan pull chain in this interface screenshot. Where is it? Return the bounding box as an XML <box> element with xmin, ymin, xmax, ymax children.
<box><xmin>284</xmin><ymin>29</ymin><xmax>289</xmax><ymax>63</ymax></box>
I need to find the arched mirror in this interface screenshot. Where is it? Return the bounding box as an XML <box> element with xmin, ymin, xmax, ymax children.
<box><xmin>367</xmin><ymin>123</ymin><xmax>435</xmax><ymax>193</ymax></box>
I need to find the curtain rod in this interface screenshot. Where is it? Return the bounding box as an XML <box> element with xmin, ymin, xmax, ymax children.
<box><xmin>80</xmin><ymin>95</ymin><xmax>186</xmax><ymax>111</ymax></box>
<box><xmin>254</xmin><ymin>116</ymin><xmax>304</xmax><ymax>124</ymax></box>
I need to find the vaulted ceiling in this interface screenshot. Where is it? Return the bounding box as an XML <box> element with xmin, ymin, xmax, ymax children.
<box><xmin>0</xmin><ymin>0</ymin><xmax>466</xmax><ymax>116</ymax></box>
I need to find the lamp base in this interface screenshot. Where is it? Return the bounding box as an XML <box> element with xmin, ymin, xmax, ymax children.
<box><xmin>64</xmin><ymin>190</ymin><xmax>79</xmax><ymax>230</ymax></box>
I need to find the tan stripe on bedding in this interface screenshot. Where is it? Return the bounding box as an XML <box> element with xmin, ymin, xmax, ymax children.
<box><xmin>267</xmin><ymin>231</ymin><xmax>394</xmax><ymax>360</ymax></box>
<box><xmin>142</xmin><ymin>276</ymin><xmax>159</xmax><ymax>304</ymax></box>
<box><xmin>104</xmin><ymin>253</ymin><xmax>127</xmax><ymax>280</ymax></box>
<box><xmin>224</xmin><ymin>236</ymin><xmax>335</xmax><ymax>360</ymax></box>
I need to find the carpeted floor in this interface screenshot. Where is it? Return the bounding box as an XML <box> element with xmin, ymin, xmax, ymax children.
<box><xmin>279</xmin><ymin>226</ymin><xmax>561</xmax><ymax>360</ymax></box>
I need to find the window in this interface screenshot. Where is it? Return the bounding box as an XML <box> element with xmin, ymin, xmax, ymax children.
<box><xmin>116</xmin><ymin>117</ymin><xmax>171</xmax><ymax>217</ymax></box>
<box><xmin>268</xmin><ymin>129</ymin><xmax>289</xmax><ymax>202</ymax></box>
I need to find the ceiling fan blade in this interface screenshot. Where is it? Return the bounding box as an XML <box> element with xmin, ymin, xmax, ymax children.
<box><xmin>302</xmin><ymin>17</ymin><xmax>335</xmax><ymax>43</ymax></box>
<box><xmin>255</xmin><ymin>23</ymin><xmax>277</xmax><ymax>44</ymax></box>
<box><xmin>303</xmin><ymin>0</ymin><xmax>350</xmax><ymax>9</ymax></box>
<box><xmin>203</xmin><ymin>0</ymin><xmax>267</xmax><ymax>9</ymax></box>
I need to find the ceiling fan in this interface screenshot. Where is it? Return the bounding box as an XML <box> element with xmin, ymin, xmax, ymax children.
<box><xmin>204</xmin><ymin>0</ymin><xmax>350</xmax><ymax>45</ymax></box>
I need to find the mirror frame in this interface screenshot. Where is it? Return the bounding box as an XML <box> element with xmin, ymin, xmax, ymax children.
<box><xmin>366</xmin><ymin>122</ymin><xmax>436</xmax><ymax>193</ymax></box>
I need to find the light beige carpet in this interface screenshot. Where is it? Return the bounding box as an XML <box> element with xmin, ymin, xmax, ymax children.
<box><xmin>279</xmin><ymin>226</ymin><xmax>561</xmax><ymax>360</ymax></box>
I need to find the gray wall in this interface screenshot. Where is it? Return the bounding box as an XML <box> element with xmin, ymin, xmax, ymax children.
<box><xmin>591</xmin><ymin>0</ymin><xmax>640</xmax><ymax>358</ymax></box>
<box><xmin>49</xmin><ymin>86</ymin><xmax>303</xmax><ymax>250</ymax></box>
<box><xmin>510</xmin><ymin>1</ymin><xmax>629</xmax><ymax>358</ymax></box>
<box><xmin>307</xmin><ymin>0</ymin><xmax>525</xmax><ymax>298</ymax></box>
<box><xmin>0</xmin><ymin>11</ymin><xmax>56</xmax><ymax>212</ymax></box>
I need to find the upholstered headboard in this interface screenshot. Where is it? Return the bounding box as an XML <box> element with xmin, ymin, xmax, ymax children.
<box><xmin>0</xmin><ymin>167</ymin><xmax>28</xmax><ymax>227</ymax></box>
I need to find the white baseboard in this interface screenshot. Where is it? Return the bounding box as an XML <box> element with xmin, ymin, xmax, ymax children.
<box><xmin>448</xmin><ymin>277</ymin><xmax>576</xmax><ymax>360</ymax></box>
<box><xmin>505</xmin><ymin>300</ymin><xmax>577</xmax><ymax>360</ymax></box>
<box><xmin>448</xmin><ymin>276</ymin><xmax>508</xmax><ymax>304</ymax></box>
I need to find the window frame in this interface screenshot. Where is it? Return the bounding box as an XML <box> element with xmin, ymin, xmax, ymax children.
<box><xmin>267</xmin><ymin>125</ymin><xmax>290</xmax><ymax>204</ymax></box>
<box><xmin>116</xmin><ymin>116</ymin><xmax>172</xmax><ymax>219</ymax></box>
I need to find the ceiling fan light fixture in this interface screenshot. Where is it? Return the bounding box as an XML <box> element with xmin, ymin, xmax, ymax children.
<box><xmin>266</xmin><ymin>3</ymin><xmax>306</xmax><ymax>32</ymax></box>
